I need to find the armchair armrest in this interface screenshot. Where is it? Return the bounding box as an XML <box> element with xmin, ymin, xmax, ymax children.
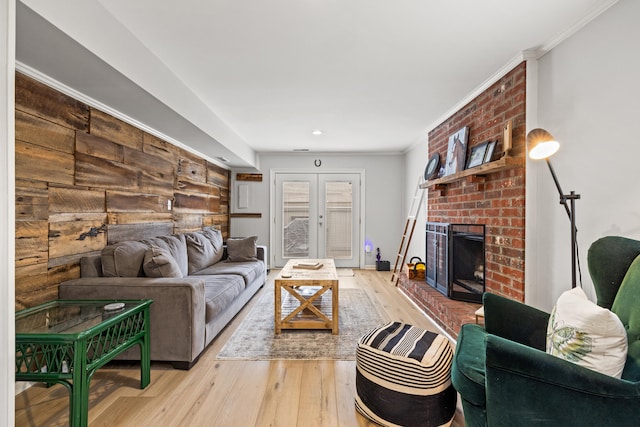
<box><xmin>59</xmin><ymin>277</ymin><xmax>206</xmax><ymax>364</ymax></box>
<box><xmin>485</xmin><ymin>334</ymin><xmax>640</xmax><ymax>426</ymax></box>
<box><xmin>484</xmin><ymin>292</ymin><xmax>549</xmax><ymax>351</ymax></box>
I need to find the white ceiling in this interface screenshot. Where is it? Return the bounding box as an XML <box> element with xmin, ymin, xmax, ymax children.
<box><xmin>17</xmin><ymin>0</ymin><xmax>616</xmax><ymax>168</ymax></box>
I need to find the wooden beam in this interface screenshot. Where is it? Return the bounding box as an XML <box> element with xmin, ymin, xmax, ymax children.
<box><xmin>236</xmin><ymin>173</ymin><xmax>263</xmax><ymax>182</ymax></box>
<box><xmin>230</xmin><ymin>213</ymin><xmax>262</xmax><ymax>218</ymax></box>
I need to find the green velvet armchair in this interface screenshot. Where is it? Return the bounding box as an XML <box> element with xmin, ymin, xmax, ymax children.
<box><xmin>451</xmin><ymin>236</ymin><xmax>640</xmax><ymax>426</ymax></box>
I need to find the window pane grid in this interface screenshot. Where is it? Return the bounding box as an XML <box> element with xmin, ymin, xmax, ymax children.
<box><xmin>325</xmin><ymin>182</ymin><xmax>352</xmax><ymax>259</ymax></box>
<box><xmin>282</xmin><ymin>182</ymin><xmax>309</xmax><ymax>258</ymax></box>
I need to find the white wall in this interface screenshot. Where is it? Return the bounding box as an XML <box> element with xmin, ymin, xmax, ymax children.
<box><xmin>403</xmin><ymin>140</ymin><xmax>430</xmax><ymax>265</ymax></box>
<box><xmin>2</xmin><ymin>0</ymin><xmax>16</xmax><ymax>423</ymax></box>
<box><xmin>528</xmin><ymin>0</ymin><xmax>640</xmax><ymax>310</ymax></box>
<box><xmin>231</xmin><ymin>152</ymin><xmax>405</xmax><ymax>269</ymax></box>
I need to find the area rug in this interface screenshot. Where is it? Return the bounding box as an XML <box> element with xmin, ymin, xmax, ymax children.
<box><xmin>216</xmin><ymin>288</ymin><xmax>387</xmax><ymax>360</ymax></box>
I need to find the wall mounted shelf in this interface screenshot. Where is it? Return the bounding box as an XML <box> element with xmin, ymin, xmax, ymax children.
<box><xmin>230</xmin><ymin>213</ymin><xmax>262</xmax><ymax>218</ymax></box>
<box><xmin>420</xmin><ymin>156</ymin><xmax>522</xmax><ymax>190</ymax></box>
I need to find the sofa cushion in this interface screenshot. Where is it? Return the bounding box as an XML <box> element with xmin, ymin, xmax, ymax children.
<box><xmin>202</xmin><ymin>274</ymin><xmax>245</xmax><ymax>322</ymax></box>
<box><xmin>143</xmin><ymin>234</ymin><xmax>189</xmax><ymax>277</ymax></box>
<box><xmin>193</xmin><ymin>260</ymin><xmax>264</xmax><ymax>286</ymax></box>
<box><xmin>143</xmin><ymin>246</ymin><xmax>183</xmax><ymax>278</ymax></box>
<box><xmin>80</xmin><ymin>255</ymin><xmax>102</xmax><ymax>277</ymax></box>
<box><xmin>226</xmin><ymin>236</ymin><xmax>258</xmax><ymax>262</ymax></box>
<box><xmin>185</xmin><ymin>231</ymin><xmax>217</xmax><ymax>274</ymax></box>
<box><xmin>202</xmin><ymin>227</ymin><xmax>224</xmax><ymax>263</ymax></box>
<box><xmin>547</xmin><ymin>286</ymin><xmax>627</xmax><ymax>378</ymax></box>
<box><xmin>101</xmin><ymin>240</ymin><xmax>148</xmax><ymax>277</ymax></box>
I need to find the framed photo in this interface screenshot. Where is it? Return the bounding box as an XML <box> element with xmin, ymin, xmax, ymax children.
<box><xmin>466</xmin><ymin>142</ymin><xmax>488</xmax><ymax>169</ymax></box>
<box><xmin>483</xmin><ymin>140</ymin><xmax>497</xmax><ymax>163</ymax></box>
<box><xmin>424</xmin><ymin>153</ymin><xmax>441</xmax><ymax>181</ymax></box>
<box><xmin>444</xmin><ymin>126</ymin><xmax>469</xmax><ymax>176</ymax></box>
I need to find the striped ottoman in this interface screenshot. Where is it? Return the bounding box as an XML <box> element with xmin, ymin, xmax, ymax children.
<box><xmin>355</xmin><ymin>322</ymin><xmax>457</xmax><ymax>427</ymax></box>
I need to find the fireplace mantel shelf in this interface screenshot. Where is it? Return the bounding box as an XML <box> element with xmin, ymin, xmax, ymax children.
<box><xmin>420</xmin><ymin>155</ymin><xmax>522</xmax><ymax>190</ymax></box>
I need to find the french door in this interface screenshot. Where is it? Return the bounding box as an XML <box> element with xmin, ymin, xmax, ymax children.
<box><xmin>273</xmin><ymin>172</ymin><xmax>361</xmax><ymax>268</ymax></box>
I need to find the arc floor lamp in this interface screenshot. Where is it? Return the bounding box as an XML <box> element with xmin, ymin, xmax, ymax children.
<box><xmin>526</xmin><ymin>128</ymin><xmax>580</xmax><ymax>288</ymax></box>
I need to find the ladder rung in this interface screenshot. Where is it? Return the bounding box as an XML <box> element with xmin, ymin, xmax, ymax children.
<box><xmin>390</xmin><ymin>175</ymin><xmax>425</xmax><ymax>286</ymax></box>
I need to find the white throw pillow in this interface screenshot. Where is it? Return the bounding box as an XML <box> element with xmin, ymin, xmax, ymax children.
<box><xmin>546</xmin><ymin>287</ymin><xmax>628</xmax><ymax>378</ymax></box>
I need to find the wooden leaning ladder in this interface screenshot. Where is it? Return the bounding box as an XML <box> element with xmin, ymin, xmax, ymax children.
<box><xmin>391</xmin><ymin>177</ymin><xmax>426</xmax><ymax>285</ymax></box>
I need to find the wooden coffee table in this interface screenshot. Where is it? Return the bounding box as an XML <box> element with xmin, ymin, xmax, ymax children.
<box><xmin>275</xmin><ymin>259</ymin><xmax>339</xmax><ymax>334</ymax></box>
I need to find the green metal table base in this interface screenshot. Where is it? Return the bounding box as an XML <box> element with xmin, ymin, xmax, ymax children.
<box><xmin>15</xmin><ymin>300</ymin><xmax>152</xmax><ymax>427</ymax></box>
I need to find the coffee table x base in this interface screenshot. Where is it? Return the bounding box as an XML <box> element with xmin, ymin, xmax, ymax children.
<box><xmin>274</xmin><ymin>259</ymin><xmax>339</xmax><ymax>334</ymax></box>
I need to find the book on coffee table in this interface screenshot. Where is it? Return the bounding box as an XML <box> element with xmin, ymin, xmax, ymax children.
<box><xmin>293</xmin><ymin>262</ymin><xmax>324</xmax><ymax>270</ymax></box>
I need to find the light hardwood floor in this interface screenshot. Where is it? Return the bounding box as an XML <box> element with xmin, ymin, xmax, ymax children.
<box><xmin>15</xmin><ymin>270</ymin><xmax>464</xmax><ymax>426</ymax></box>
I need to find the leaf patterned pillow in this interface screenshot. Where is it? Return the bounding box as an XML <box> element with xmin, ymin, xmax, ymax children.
<box><xmin>546</xmin><ymin>287</ymin><xmax>627</xmax><ymax>378</ymax></box>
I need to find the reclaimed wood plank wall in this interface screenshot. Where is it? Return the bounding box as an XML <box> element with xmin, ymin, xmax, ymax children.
<box><xmin>14</xmin><ymin>73</ymin><xmax>230</xmax><ymax>310</ymax></box>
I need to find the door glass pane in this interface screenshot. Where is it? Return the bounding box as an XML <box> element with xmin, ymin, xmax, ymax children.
<box><xmin>325</xmin><ymin>181</ymin><xmax>352</xmax><ymax>259</ymax></box>
<box><xmin>282</xmin><ymin>181</ymin><xmax>309</xmax><ymax>258</ymax></box>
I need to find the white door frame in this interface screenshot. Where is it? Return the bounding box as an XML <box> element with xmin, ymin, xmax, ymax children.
<box><xmin>270</xmin><ymin>169</ymin><xmax>366</xmax><ymax>269</ymax></box>
<box><xmin>2</xmin><ymin>0</ymin><xmax>16</xmax><ymax>422</ymax></box>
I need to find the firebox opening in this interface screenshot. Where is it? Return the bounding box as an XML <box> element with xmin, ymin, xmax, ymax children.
<box><xmin>426</xmin><ymin>222</ymin><xmax>485</xmax><ymax>303</ymax></box>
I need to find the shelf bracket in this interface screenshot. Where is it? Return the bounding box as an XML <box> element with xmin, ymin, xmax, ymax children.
<box><xmin>466</xmin><ymin>175</ymin><xmax>486</xmax><ymax>184</ymax></box>
<box><xmin>433</xmin><ymin>184</ymin><xmax>447</xmax><ymax>196</ymax></box>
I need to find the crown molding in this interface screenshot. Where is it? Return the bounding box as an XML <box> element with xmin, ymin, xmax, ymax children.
<box><xmin>414</xmin><ymin>52</ymin><xmax>526</xmax><ymax>150</ymax></box>
<box><xmin>409</xmin><ymin>0</ymin><xmax>619</xmax><ymax>153</ymax></box>
<box><xmin>536</xmin><ymin>0</ymin><xmax>619</xmax><ymax>56</ymax></box>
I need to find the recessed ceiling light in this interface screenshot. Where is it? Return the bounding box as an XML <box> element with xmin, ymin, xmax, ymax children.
<box><xmin>311</xmin><ymin>129</ymin><xmax>323</xmax><ymax>135</ymax></box>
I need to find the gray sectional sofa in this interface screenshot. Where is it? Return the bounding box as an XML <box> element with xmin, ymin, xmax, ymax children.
<box><xmin>59</xmin><ymin>228</ymin><xmax>266</xmax><ymax>369</ymax></box>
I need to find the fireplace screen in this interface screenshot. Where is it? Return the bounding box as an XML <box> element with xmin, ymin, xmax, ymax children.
<box><xmin>426</xmin><ymin>222</ymin><xmax>485</xmax><ymax>303</ymax></box>
<box><xmin>425</xmin><ymin>222</ymin><xmax>449</xmax><ymax>296</ymax></box>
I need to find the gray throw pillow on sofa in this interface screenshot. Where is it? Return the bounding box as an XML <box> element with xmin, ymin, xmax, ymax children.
<box><xmin>202</xmin><ymin>227</ymin><xmax>224</xmax><ymax>263</ymax></box>
<box><xmin>143</xmin><ymin>234</ymin><xmax>189</xmax><ymax>277</ymax></box>
<box><xmin>185</xmin><ymin>231</ymin><xmax>216</xmax><ymax>274</ymax></box>
<box><xmin>102</xmin><ymin>240</ymin><xmax>148</xmax><ymax>277</ymax></box>
<box><xmin>226</xmin><ymin>236</ymin><xmax>258</xmax><ymax>262</ymax></box>
<box><xmin>143</xmin><ymin>246</ymin><xmax>183</xmax><ymax>278</ymax></box>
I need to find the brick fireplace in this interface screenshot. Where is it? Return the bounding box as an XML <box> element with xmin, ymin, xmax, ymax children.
<box><xmin>399</xmin><ymin>62</ymin><xmax>527</xmax><ymax>338</ymax></box>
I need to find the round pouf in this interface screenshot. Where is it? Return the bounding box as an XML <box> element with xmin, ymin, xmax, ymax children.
<box><xmin>355</xmin><ymin>322</ymin><xmax>457</xmax><ymax>427</ymax></box>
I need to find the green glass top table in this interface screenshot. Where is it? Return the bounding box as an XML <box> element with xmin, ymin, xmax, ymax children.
<box><xmin>15</xmin><ymin>299</ymin><xmax>153</xmax><ymax>427</ymax></box>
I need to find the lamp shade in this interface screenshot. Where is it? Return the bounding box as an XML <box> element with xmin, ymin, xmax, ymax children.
<box><xmin>527</xmin><ymin>128</ymin><xmax>560</xmax><ymax>159</ymax></box>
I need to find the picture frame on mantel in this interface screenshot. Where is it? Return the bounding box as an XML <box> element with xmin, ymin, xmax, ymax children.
<box><xmin>466</xmin><ymin>142</ymin><xmax>488</xmax><ymax>169</ymax></box>
<box><xmin>444</xmin><ymin>126</ymin><xmax>469</xmax><ymax>176</ymax></box>
<box><xmin>483</xmin><ymin>140</ymin><xmax>497</xmax><ymax>163</ymax></box>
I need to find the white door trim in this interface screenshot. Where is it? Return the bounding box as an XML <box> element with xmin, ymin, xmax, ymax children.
<box><xmin>270</xmin><ymin>168</ymin><xmax>366</xmax><ymax>269</ymax></box>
